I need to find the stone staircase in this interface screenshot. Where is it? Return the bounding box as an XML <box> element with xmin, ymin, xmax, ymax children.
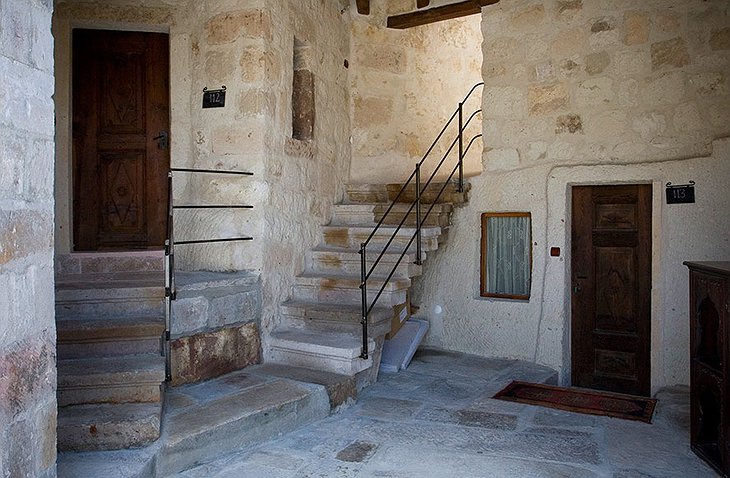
<box><xmin>55</xmin><ymin>252</ymin><xmax>167</xmax><ymax>451</ymax></box>
<box><xmin>268</xmin><ymin>181</ymin><xmax>468</xmax><ymax>382</ymax></box>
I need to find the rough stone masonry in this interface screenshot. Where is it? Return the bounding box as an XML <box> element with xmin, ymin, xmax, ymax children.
<box><xmin>0</xmin><ymin>0</ymin><xmax>58</xmax><ymax>476</ymax></box>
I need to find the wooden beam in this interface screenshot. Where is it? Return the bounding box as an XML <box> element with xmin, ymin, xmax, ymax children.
<box><xmin>387</xmin><ymin>0</ymin><xmax>499</xmax><ymax>29</ymax></box>
<box><xmin>356</xmin><ymin>0</ymin><xmax>370</xmax><ymax>15</ymax></box>
<box><xmin>417</xmin><ymin>0</ymin><xmax>430</xmax><ymax>8</ymax></box>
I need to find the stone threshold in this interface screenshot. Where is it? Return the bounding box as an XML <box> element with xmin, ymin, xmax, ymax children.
<box><xmin>57</xmin><ymin>363</ymin><xmax>357</xmax><ymax>478</ymax></box>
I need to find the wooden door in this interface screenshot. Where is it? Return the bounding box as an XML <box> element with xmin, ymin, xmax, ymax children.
<box><xmin>73</xmin><ymin>29</ymin><xmax>170</xmax><ymax>250</ymax></box>
<box><xmin>571</xmin><ymin>185</ymin><xmax>652</xmax><ymax>396</ymax></box>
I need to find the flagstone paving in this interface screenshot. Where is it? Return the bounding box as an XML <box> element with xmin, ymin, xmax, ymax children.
<box><xmin>179</xmin><ymin>349</ymin><xmax>717</xmax><ymax>478</ymax></box>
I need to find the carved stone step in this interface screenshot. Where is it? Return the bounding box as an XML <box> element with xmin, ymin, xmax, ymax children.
<box><xmin>57</xmin><ymin>402</ymin><xmax>162</xmax><ymax>452</ymax></box>
<box><xmin>268</xmin><ymin>327</ymin><xmax>374</xmax><ymax>376</ymax></box>
<box><xmin>158</xmin><ymin>375</ymin><xmax>330</xmax><ymax>475</ymax></box>
<box><xmin>345</xmin><ymin>184</ymin><xmax>390</xmax><ymax>204</ymax></box>
<box><xmin>57</xmin><ymin>316</ymin><xmax>164</xmax><ymax>359</ymax></box>
<box><xmin>322</xmin><ymin>224</ymin><xmax>441</xmax><ymax>251</ymax></box>
<box><xmin>57</xmin><ymin>354</ymin><xmax>165</xmax><ymax>406</ymax></box>
<box><xmin>280</xmin><ymin>299</ymin><xmax>393</xmax><ymax>338</ymax></box>
<box><xmin>292</xmin><ymin>273</ymin><xmax>409</xmax><ymax>307</ymax></box>
<box><xmin>330</xmin><ymin>203</ymin><xmax>452</xmax><ymax>227</ymax></box>
<box><xmin>386</xmin><ymin>181</ymin><xmax>470</xmax><ymax>204</ymax></box>
<box><xmin>309</xmin><ymin>246</ymin><xmax>422</xmax><ymax>278</ymax></box>
<box><xmin>55</xmin><ymin>251</ymin><xmax>164</xmax><ymax>275</ymax></box>
<box><xmin>55</xmin><ymin>271</ymin><xmax>165</xmax><ymax>318</ymax></box>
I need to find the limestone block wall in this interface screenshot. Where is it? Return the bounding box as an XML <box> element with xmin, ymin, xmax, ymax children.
<box><xmin>415</xmin><ymin>0</ymin><xmax>730</xmax><ymax>392</ymax></box>
<box><xmin>52</xmin><ymin>0</ymin><xmax>352</xmax><ymax>351</ymax></box>
<box><xmin>53</xmin><ymin>0</ymin><xmax>269</xmax><ymax>272</ymax></box>
<box><xmin>349</xmin><ymin>0</ymin><xmax>484</xmax><ymax>184</ymax></box>
<box><xmin>259</xmin><ymin>0</ymin><xmax>352</xmax><ymax>342</ymax></box>
<box><xmin>0</xmin><ymin>0</ymin><xmax>57</xmax><ymax>476</ymax></box>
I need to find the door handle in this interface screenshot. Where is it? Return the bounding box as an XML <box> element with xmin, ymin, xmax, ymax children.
<box><xmin>573</xmin><ymin>283</ymin><xmax>582</xmax><ymax>294</ymax></box>
<box><xmin>153</xmin><ymin>131</ymin><xmax>168</xmax><ymax>150</ymax></box>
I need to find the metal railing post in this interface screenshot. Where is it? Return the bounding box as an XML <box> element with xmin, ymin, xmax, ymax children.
<box><xmin>359</xmin><ymin>243</ymin><xmax>369</xmax><ymax>359</ymax></box>
<box><xmin>164</xmin><ymin>171</ymin><xmax>174</xmax><ymax>381</ymax></box>
<box><xmin>458</xmin><ymin>101</ymin><xmax>464</xmax><ymax>192</ymax></box>
<box><xmin>415</xmin><ymin>163</ymin><xmax>422</xmax><ymax>265</ymax></box>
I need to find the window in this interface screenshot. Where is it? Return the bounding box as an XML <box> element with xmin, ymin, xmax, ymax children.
<box><xmin>480</xmin><ymin>212</ymin><xmax>532</xmax><ymax>299</ymax></box>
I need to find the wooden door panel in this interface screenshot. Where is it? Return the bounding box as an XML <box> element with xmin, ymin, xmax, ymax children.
<box><xmin>572</xmin><ymin>184</ymin><xmax>652</xmax><ymax>396</ymax></box>
<box><xmin>99</xmin><ymin>152</ymin><xmax>146</xmax><ymax>241</ymax></box>
<box><xmin>99</xmin><ymin>52</ymin><xmax>145</xmax><ymax>134</ymax></box>
<box><xmin>595</xmin><ymin>247</ymin><xmax>636</xmax><ymax>332</ymax></box>
<box><xmin>594</xmin><ymin>203</ymin><xmax>637</xmax><ymax>229</ymax></box>
<box><xmin>73</xmin><ymin>29</ymin><xmax>169</xmax><ymax>251</ymax></box>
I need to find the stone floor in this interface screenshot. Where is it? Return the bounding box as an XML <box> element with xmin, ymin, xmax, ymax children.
<box><xmin>178</xmin><ymin>349</ymin><xmax>717</xmax><ymax>478</ymax></box>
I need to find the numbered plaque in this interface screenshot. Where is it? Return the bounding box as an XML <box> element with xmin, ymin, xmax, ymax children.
<box><xmin>202</xmin><ymin>86</ymin><xmax>226</xmax><ymax>108</ymax></box>
<box><xmin>666</xmin><ymin>182</ymin><xmax>695</xmax><ymax>204</ymax></box>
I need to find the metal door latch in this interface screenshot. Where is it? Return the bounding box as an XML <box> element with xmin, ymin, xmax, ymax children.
<box><xmin>153</xmin><ymin>131</ymin><xmax>168</xmax><ymax>150</ymax></box>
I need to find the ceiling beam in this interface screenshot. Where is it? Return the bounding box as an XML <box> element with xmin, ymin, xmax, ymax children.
<box><xmin>356</xmin><ymin>0</ymin><xmax>370</xmax><ymax>15</ymax></box>
<box><xmin>387</xmin><ymin>0</ymin><xmax>499</xmax><ymax>29</ymax></box>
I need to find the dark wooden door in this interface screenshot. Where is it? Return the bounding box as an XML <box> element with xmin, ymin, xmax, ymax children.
<box><xmin>571</xmin><ymin>184</ymin><xmax>652</xmax><ymax>396</ymax></box>
<box><xmin>73</xmin><ymin>29</ymin><xmax>170</xmax><ymax>250</ymax></box>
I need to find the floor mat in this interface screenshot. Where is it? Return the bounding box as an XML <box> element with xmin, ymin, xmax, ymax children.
<box><xmin>493</xmin><ymin>381</ymin><xmax>657</xmax><ymax>423</ymax></box>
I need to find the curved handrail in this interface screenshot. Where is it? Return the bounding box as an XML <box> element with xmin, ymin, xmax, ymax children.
<box><xmin>364</xmin><ymin>132</ymin><xmax>483</xmax><ymax>318</ymax></box>
<box><xmin>362</xmin><ymin>84</ymin><xmax>483</xmax><ymax>249</ymax></box>
<box><xmin>363</xmin><ymin>109</ymin><xmax>481</xmax><ymax>282</ymax></box>
<box><xmin>359</xmin><ymin>82</ymin><xmax>484</xmax><ymax>359</ymax></box>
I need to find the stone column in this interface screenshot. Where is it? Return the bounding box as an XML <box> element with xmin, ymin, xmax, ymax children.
<box><xmin>0</xmin><ymin>0</ymin><xmax>57</xmax><ymax>476</ymax></box>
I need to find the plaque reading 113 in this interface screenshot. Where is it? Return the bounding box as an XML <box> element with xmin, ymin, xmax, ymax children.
<box><xmin>202</xmin><ymin>86</ymin><xmax>226</xmax><ymax>108</ymax></box>
<box><xmin>665</xmin><ymin>181</ymin><xmax>695</xmax><ymax>204</ymax></box>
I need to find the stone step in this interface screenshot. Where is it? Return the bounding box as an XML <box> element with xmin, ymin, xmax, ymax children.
<box><xmin>158</xmin><ymin>375</ymin><xmax>330</xmax><ymax>475</ymax></box>
<box><xmin>345</xmin><ymin>182</ymin><xmax>470</xmax><ymax>205</ymax></box>
<box><xmin>386</xmin><ymin>181</ymin><xmax>470</xmax><ymax>204</ymax></box>
<box><xmin>330</xmin><ymin>203</ymin><xmax>452</xmax><ymax>228</ymax></box>
<box><xmin>57</xmin><ymin>316</ymin><xmax>165</xmax><ymax>359</ymax></box>
<box><xmin>56</xmin><ymin>251</ymin><xmax>165</xmax><ymax>275</ymax></box>
<box><xmin>170</xmin><ymin>270</ymin><xmax>262</xmax><ymax>338</ymax></box>
<box><xmin>57</xmin><ymin>354</ymin><xmax>165</xmax><ymax>406</ymax></box>
<box><xmin>322</xmin><ymin>224</ymin><xmax>441</xmax><ymax>251</ymax></box>
<box><xmin>268</xmin><ymin>327</ymin><xmax>374</xmax><ymax>376</ymax></box>
<box><xmin>249</xmin><ymin>363</ymin><xmax>357</xmax><ymax>410</ymax></box>
<box><xmin>174</xmin><ymin>270</ymin><xmax>260</xmax><ymax>293</ymax></box>
<box><xmin>280</xmin><ymin>299</ymin><xmax>393</xmax><ymax>338</ymax></box>
<box><xmin>56</xmin><ymin>271</ymin><xmax>165</xmax><ymax>318</ymax></box>
<box><xmin>345</xmin><ymin>184</ymin><xmax>390</xmax><ymax>204</ymax></box>
<box><xmin>309</xmin><ymin>246</ymin><xmax>422</xmax><ymax>278</ymax></box>
<box><xmin>57</xmin><ymin>402</ymin><xmax>162</xmax><ymax>452</ymax></box>
<box><xmin>292</xmin><ymin>273</ymin><xmax>409</xmax><ymax>307</ymax></box>
<box><xmin>57</xmin><ymin>446</ymin><xmax>159</xmax><ymax>478</ymax></box>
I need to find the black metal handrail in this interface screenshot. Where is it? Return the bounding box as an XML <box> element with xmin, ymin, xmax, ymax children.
<box><xmin>359</xmin><ymin>82</ymin><xmax>484</xmax><ymax>359</ymax></box>
<box><xmin>163</xmin><ymin>167</ymin><xmax>254</xmax><ymax>380</ymax></box>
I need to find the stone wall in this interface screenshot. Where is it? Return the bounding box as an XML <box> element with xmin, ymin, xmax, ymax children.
<box><xmin>170</xmin><ymin>272</ymin><xmax>262</xmax><ymax>385</ymax></box>
<box><xmin>259</xmin><ymin>0</ymin><xmax>352</xmax><ymax>348</ymax></box>
<box><xmin>0</xmin><ymin>0</ymin><xmax>57</xmax><ymax>476</ymax></box>
<box><xmin>415</xmin><ymin>0</ymin><xmax>730</xmax><ymax>392</ymax></box>
<box><xmin>349</xmin><ymin>0</ymin><xmax>484</xmax><ymax>183</ymax></box>
<box><xmin>52</xmin><ymin>0</ymin><xmax>352</xmax><ymax>361</ymax></box>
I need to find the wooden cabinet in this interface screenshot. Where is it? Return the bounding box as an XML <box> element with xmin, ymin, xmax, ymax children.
<box><xmin>685</xmin><ymin>261</ymin><xmax>730</xmax><ymax>477</ymax></box>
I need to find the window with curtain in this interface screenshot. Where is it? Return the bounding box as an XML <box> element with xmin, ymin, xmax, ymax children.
<box><xmin>480</xmin><ymin>212</ymin><xmax>532</xmax><ymax>299</ymax></box>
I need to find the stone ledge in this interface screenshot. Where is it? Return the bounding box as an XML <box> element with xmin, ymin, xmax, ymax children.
<box><xmin>170</xmin><ymin>322</ymin><xmax>261</xmax><ymax>386</ymax></box>
<box><xmin>171</xmin><ymin>271</ymin><xmax>262</xmax><ymax>336</ymax></box>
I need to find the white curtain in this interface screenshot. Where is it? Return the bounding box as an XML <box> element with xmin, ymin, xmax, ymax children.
<box><xmin>487</xmin><ymin>215</ymin><xmax>531</xmax><ymax>297</ymax></box>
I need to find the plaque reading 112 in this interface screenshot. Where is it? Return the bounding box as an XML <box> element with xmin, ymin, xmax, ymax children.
<box><xmin>202</xmin><ymin>86</ymin><xmax>226</xmax><ymax>108</ymax></box>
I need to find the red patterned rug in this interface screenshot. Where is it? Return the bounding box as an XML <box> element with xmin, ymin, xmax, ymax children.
<box><xmin>493</xmin><ymin>381</ymin><xmax>657</xmax><ymax>423</ymax></box>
